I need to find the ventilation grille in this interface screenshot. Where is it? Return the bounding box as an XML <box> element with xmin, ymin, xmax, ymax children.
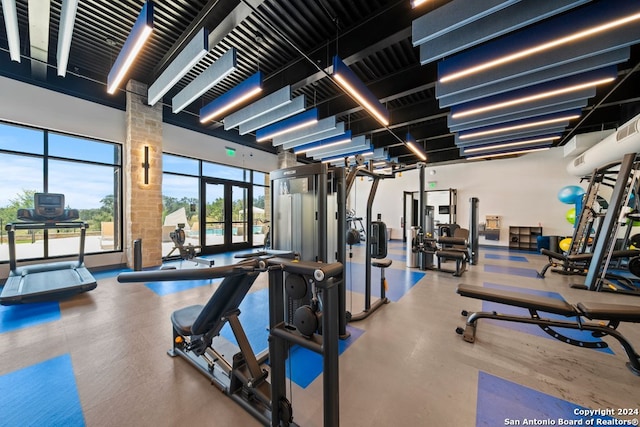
<box><xmin>616</xmin><ymin>118</ymin><xmax>640</xmax><ymax>141</ymax></box>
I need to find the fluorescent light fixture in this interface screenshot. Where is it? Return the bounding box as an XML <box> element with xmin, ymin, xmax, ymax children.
<box><xmin>199</xmin><ymin>72</ymin><xmax>263</xmax><ymax>123</ymax></box>
<box><xmin>225</xmin><ymin>85</ymin><xmax>292</xmax><ymax>130</ymax></box>
<box><xmin>405</xmin><ymin>133</ymin><xmax>427</xmax><ymax>161</ymax></box>
<box><xmin>463</xmin><ymin>136</ymin><xmax>560</xmax><ymax>154</ymax></box>
<box><xmin>148</xmin><ymin>27</ymin><xmax>209</xmax><ymax>106</ymax></box>
<box><xmin>294</xmin><ymin>131</ymin><xmax>352</xmax><ymax>155</ymax></box>
<box><xmin>451</xmin><ymin>77</ymin><xmax>614</xmax><ymax>119</ymax></box>
<box><xmin>1</xmin><ymin>0</ymin><xmax>20</xmax><ymax>62</ymax></box>
<box><xmin>255</xmin><ymin>108</ymin><xmax>317</xmax><ymax>142</ymax></box>
<box><xmin>107</xmin><ymin>1</ymin><xmax>154</xmax><ymax>94</ymax></box>
<box><xmin>56</xmin><ymin>0</ymin><xmax>79</xmax><ymax>76</ymax></box>
<box><xmin>172</xmin><ymin>48</ymin><xmax>237</xmax><ymax>114</ymax></box>
<box><xmin>459</xmin><ymin>114</ymin><xmax>580</xmax><ymax>140</ymax></box>
<box><xmin>466</xmin><ymin>147</ymin><xmax>550</xmax><ymax>160</ymax></box>
<box><xmin>440</xmin><ymin>11</ymin><xmax>640</xmax><ymax>83</ymax></box>
<box><xmin>332</xmin><ymin>55</ymin><xmax>390</xmax><ymax>126</ymax></box>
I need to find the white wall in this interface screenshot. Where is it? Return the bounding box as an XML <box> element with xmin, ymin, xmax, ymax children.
<box><xmin>350</xmin><ymin>148</ymin><xmax>586</xmax><ymax>246</ymax></box>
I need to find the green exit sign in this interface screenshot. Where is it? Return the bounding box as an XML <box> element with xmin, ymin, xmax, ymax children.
<box><xmin>428</xmin><ymin>181</ymin><xmax>437</xmax><ymax>189</ymax></box>
<box><xmin>225</xmin><ymin>146</ymin><xmax>236</xmax><ymax>157</ymax></box>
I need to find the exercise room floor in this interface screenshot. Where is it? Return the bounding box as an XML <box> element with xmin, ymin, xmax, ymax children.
<box><xmin>1</xmin><ymin>242</ymin><xmax>639</xmax><ymax>426</ymax></box>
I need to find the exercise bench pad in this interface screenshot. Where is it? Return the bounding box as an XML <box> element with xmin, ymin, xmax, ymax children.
<box><xmin>437</xmin><ymin>250</ymin><xmax>467</xmax><ymax>260</ymax></box>
<box><xmin>577</xmin><ymin>302</ymin><xmax>640</xmax><ymax>322</ymax></box>
<box><xmin>456</xmin><ymin>284</ymin><xmax>576</xmax><ymax>317</ymax></box>
<box><xmin>372</xmin><ymin>259</ymin><xmax>392</xmax><ymax>268</ymax></box>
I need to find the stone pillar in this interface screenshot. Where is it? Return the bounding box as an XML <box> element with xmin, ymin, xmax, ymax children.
<box><xmin>124</xmin><ymin>80</ymin><xmax>163</xmax><ymax>269</ymax></box>
<box><xmin>277</xmin><ymin>149</ymin><xmax>297</xmax><ymax>169</ymax></box>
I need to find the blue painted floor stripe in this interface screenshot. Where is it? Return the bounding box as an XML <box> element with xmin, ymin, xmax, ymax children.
<box><xmin>145</xmin><ymin>279</ymin><xmax>221</xmax><ymax>296</ymax></box>
<box><xmin>476</xmin><ymin>371</ymin><xmax>617</xmax><ymax>427</ymax></box>
<box><xmin>484</xmin><ymin>253</ymin><xmax>528</xmax><ymax>262</ymax></box>
<box><xmin>286</xmin><ymin>325</ymin><xmax>365</xmax><ymax>388</ymax></box>
<box><xmin>345</xmin><ymin>262</ymin><xmax>425</xmax><ymax>301</ymax></box>
<box><xmin>484</xmin><ymin>264</ymin><xmax>540</xmax><ymax>279</ymax></box>
<box><xmin>0</xmin><ymin>354</ymin><xmax>85</xmax><ymax>427</ymax></box>
<box><xmin>481</xmin><ymin>282</ymin><xmax>612</xmax><ymax>354</ymax></box>
<box><xmin>219</xmin><ymin>288</ymin><xmax>270</xmax><ymax>355</ymax></box>
<box><xmin>0</xmin><ymin>301</ymin><xmax>61</xmax><ymax>334</ymax></box>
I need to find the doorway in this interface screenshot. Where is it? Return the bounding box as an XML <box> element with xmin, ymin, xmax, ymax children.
<box><xmin>201</xmin><ymin>179</ymin><xmax>252</xmax><ymax>253</ymax></box>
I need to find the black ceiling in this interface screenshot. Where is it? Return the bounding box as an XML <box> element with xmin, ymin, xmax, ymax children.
<box><xmin>1</xmin><ymin>0</ymin><xmax>639</xmax><ymax>165</ymax></box>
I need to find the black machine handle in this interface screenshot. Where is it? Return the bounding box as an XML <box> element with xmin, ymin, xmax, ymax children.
<box><xmin>117</xmin><ymin>258</ymin><xmax>263</xmax><ymax>283</ymax></box>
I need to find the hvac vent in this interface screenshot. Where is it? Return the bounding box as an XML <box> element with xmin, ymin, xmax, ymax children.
<box><xmin>574</xmin><ymin>155</ymin><xmax>585</xmax><ymax>167</ymax></box>
<box><xmin>616</xmin><ymin>118</ymin><xmax>640</xmax><ymax>141</ymax></box>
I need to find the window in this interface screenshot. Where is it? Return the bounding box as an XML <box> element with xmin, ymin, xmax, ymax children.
<box><xmin>202</xmin><ymin>161</ymin><xmax>248</xmax><ymax>182</ymax></box>
<box><xmin>0</xmin><ymin>123</ymin><xmax>122</xmax><ymax>263</ymax></box>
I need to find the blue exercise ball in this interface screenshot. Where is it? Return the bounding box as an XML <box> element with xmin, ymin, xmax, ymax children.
<box><xmin>557</xmin><ymin>185</ymin><xmax>585</xmax><ymax>205</ymax></box>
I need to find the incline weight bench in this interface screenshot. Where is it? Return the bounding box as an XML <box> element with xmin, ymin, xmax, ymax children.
<box><xmin>455</xmin><ymin>283</ymin><xmax>640</xmax><ymax>376</ymax></box>
<box><xmin>538</xmin><ymin>248</ymin><xmax>639</xmax><ymax>278</ymax></box>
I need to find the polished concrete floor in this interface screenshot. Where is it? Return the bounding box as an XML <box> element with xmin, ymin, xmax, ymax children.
<box><xmin>1</xmin><ymin>242</ymin><xmax>639</xmax><ymax>426</ymax></box>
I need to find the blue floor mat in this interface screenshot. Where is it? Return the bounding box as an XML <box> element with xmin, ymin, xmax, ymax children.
<box><xmin>484</xmin><ymin>264</ymin><xmax>540</xmax><ymax>278</ymax></box>
<box><xmin>484</xmin><ymin>253</ymin><xmax>528</xmax><ymax>262</ymax></box>
<box><xmin>145</xmin><ymin>279</ymin><xmax>221</xmax><ymax>296</ymax></box>
<box><xmin>345</xmin><ymin>262</ymin><xmax>425</xmax><ymax>302</ymax></box>
<box><xmin>0</xmin><ymin>354</ymin><xmax>85</xmax><ymax>426</ymax></box>
<box><xmin>476</xmin><ymin>371</ymin><xmax>617</xmax><ymax>427</ymax></box>
<box><xmin>0</xmin><ymin>301</ymin><xmax>61</xmax><ymax>334</ymax></box>
<box><xmin>480</xmin><ymin>282</ymin><xmax>612</xmax><ymax>354</ymax></box>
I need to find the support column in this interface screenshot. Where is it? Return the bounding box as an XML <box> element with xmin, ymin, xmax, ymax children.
<box><xmin>124</xmin><ymin>80</ymin><xmax>163</xmax><ymax>269</ymax></box>
<box><xmin>277</xmin><ymin>149</ymin><xmax>297</xmax><ymax>169</ymax></box>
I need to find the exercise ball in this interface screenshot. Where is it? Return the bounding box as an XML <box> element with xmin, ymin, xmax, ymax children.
<box><xmin>557</xmin><ymin>185</ymin><xmax>585</xmax><ymax>204</ymax></box>
<box><xmin>559</xmin><ymin>238</ymin><xmax>572</xmax><ymax>252</ymax></box>
<box><xmin>565</xmin><ymin>207</ymin><xmax>576</xmax><ymax>225</ymax></box>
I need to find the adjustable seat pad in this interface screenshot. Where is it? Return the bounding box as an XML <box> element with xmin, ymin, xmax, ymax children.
<box><xmin>171</xmin><ymin>305</ymin><xmax>204</xmax><ymax>336</ymax></box>
<box><xmin>456</xmin><ymin>284</ymin><xmax>576</xmax><ymax>317</ymax></box>
<box><xmin>437</xmin><ymin>250</ymin><xmax>467</xmax><ymax>260</ymax></box>
<box><xmin>372</xmin><ymin>259</ymin><xmax>392</xmax><ymax>268</ymax></box>
<box><xmin>577</xmin><ymin>301</ymin><xmax>640</xmax><ymax>322</ymax></box>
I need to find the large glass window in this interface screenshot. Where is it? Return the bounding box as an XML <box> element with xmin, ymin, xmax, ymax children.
<box><xmin>202</xmin><ymin>161</ymin><xmax>248</xmax><ymax>182</ymax></box>
<box><xmin>0</xmin><ymin>123</ymin><xmax>122</xmax><ymax>263</ymax></box>
<box><xmin>162</xmin><ymin>174</ymin><xmax>200</xmax><ymax>258</ymax></box>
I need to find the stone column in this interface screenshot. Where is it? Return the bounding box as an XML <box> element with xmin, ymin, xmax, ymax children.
<box><xmin>277</xmin><ymin>149</ymin><xmax>297</xmax><ymax>169</ymax></box>
<box><xmin>124</xmin><ymin>80</ymin><xmax>163</xmax><ymax>269</ymax></box>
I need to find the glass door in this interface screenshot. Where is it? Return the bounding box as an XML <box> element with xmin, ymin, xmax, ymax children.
<box><xmin>202</xmin><ymin>179</ymin><xmax>251</xmax><ymax>253</ymax></box>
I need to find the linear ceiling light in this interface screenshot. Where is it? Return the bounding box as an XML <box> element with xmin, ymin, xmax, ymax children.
<box><xmin>148</xmin><ymin>27</ymin><xmax>209</xmax><ymax>106</ymax></box>
<box><xmin>199</xmin><ymin>71</ymin><xmax>263</xmax><ymax>123</ymax></box>
<box><xmin>172</xmin><ymin>48</ymin><xmax>236</xmax><ymax>113</ymax></box>
<box><xmin>451</xmin><ymin>77</ymin><xmax>614</xmax><ymax>119</ymax></box>
<box><xmin>440</xmin><ymin>10</ymin><xmax>640</xmax><ymax>83</ymax></box>
<box><xmin>411</xmin><ymin>0</ymin><xmax>430</xmax><ymax>7</ymax></box>
<box><xmin>255</xmin><ymin>108</ymin><xmax>317</xmax><ymax>142</ymax></box>
<box><xmin>279</xmin><ymin>120</ymin><xmax>342</xmax><ymax>149</ymax></box>
<box><xmin>332</xmin><ymin>55</ymin><xmax>390</xmax><ymax>126</ymax></box>
<box><xmin>466</xmin><ymin>147</ymin><xmax>550</xmax><ymax>160</ymax></box>
<box><xmin>224</xmin><ymin>85</ymin><xmax>292</xmax><ymax>130</ymax></box>
<box><xmin>106</xmin><ymin>1</ymin><xmax>154</xmax><ymax>94</ymax></box>
<box><xmin>1</xmin><ymin>0</ymin><xmax>20</xmax><ymax>62</ymax></box>
<box><xmin>56</xmin><ymin>0</ymin><xmax>79</xmax><ymax>76</ymax></box>
<box><xmin>294</xmin><ymin>131</ymin><xmax>352</xmax><ymax>155</ymax></box>
<box><xmin>463</xmin><ymin>136</ymin><xmax>560</xmax><ymax>154</ymax></box>
<box><xmin>406</xmin><ymin>133</ymin><xmax>427</xmax><ymax>161</ymax></box>
<box><xmin>239</xmin><ymin>96</ymin><xmax>306</xmax><ymax>135</ymax></box>
<box><xmin>459</xmin><ymin>114</ymin><xmax>580</xmax><ymax>140</ymax></box>
<box><xmin>321</xmin><ymin>150</ymin><xmax>373</xmax><ymax>164</ymax></box>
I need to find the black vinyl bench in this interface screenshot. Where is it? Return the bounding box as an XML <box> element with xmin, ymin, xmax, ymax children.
<box><xmin>436</xmin><ymin>250</ymin><xmax>467</xmax><ymax>277</ymax></box>
<box><xmin>456</xmin><ymin>283</ymin><xmax>640</xmax><ymax>376</ymax></box>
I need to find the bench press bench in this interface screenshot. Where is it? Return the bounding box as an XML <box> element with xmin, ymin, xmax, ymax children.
<box><xmin>455</xmin><ymin>283</ymin><xmax>640</xmax><ymax>375</ymax></box>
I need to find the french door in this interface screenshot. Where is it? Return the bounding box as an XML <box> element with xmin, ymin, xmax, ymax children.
<box><xmin>201</xmin><ymin>179</ymin><xmax>251</xmax><ymax>253</ymax></box>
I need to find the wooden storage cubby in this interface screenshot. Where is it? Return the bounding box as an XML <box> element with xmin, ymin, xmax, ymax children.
<box><xmin>508</xmin><ymin>226</ymin><xmax>543</xmax><ymax>251</ymax></box>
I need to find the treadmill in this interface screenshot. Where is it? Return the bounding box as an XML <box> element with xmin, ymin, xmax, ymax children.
<box><xmin>0</xmin><ymin>193</ymin><xmax>98</xmax><ymax>305</ymax></box>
